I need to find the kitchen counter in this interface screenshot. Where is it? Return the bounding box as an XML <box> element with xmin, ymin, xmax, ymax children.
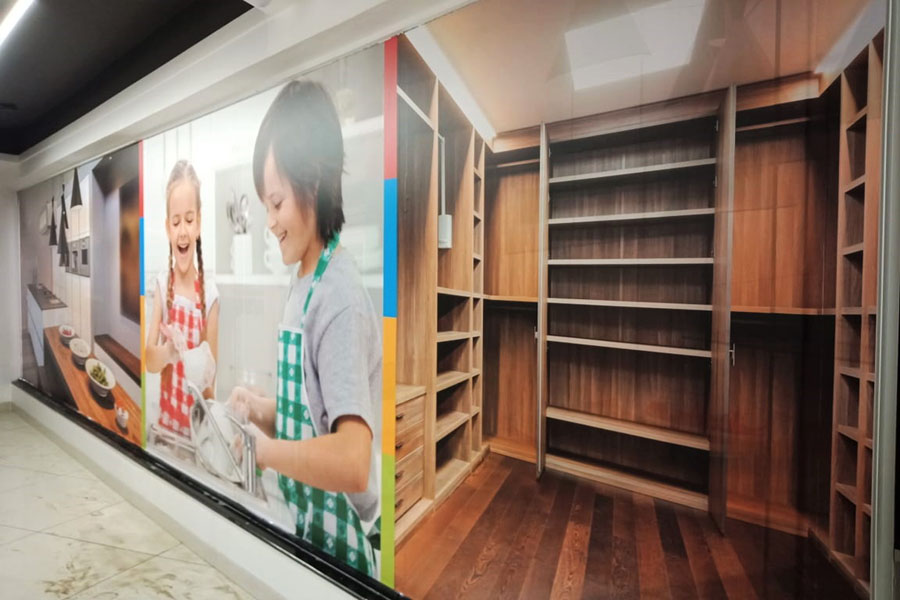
<box><xmin>27</xmin><ymin>284</ymin><xmax>67</xmax><ymax>310</ymax></box>
<box><xmin>43</xmin><ymin>326</ymin><xmax>142</xmax><ymax>445</ymax></box>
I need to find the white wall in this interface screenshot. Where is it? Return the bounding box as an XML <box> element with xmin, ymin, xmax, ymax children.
<box><xmin>0</xmin><ymin>184</ymin><xmax>22</xmax><ymax>403</ymax></box>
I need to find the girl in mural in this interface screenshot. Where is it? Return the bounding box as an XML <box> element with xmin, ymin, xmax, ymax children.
<box><xmin>227</xmin><ymin>80</ymin><xmax>381</xmax><ymax>577</ymax></box>
<box><xmin>146</xmin><ymin>160</ymin><xmax>220</xmax><ymax>437</ymax></box>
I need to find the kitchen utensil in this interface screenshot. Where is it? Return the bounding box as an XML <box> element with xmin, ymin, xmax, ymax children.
<box><xmin>58</xmin><ymin>325</ymin><xmax>75</xmax><ymax>346</ymax></box>
<box><xmin>183</xmin><ymin>341</ymin><xmax>216</xmax><ymax>392</ymax></box>
<box><xmin>227</xmin><ymin>189</ymin><xmax>250</xmax><ymax>234</ymax></box>
<box><xmin>85</xmin><ymin>358</ymin><xmax>116</xmax><ymax>397</ymax></box>
<box><xmin>115</xmin><ymin>406</ymin><xmax>129</xmax><ymax>431</ymax></box>
<box><xmin>70</xmin><ymin>337</ymin><xmax>90</xmax><ymax>367</ymax></box>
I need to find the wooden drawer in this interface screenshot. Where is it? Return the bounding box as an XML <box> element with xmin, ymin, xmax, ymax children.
<box><xmin>395</xmin><ymin>471</ymin><xmax>423</xmax><ymax>520</ymax></box>
<box><xmin>396</xmin><ymin>393</ymin><xmax>424</xmax><ymax>436</ymax></box>
<box><xmin>395</xmin><ymin>446</ymin><xmax>423</xmax><ymax>489</ymax></box>
<box><xmin>395</xmin><ymin>421</ymin><xmax>423</xmax><ymax>462</ymax></box>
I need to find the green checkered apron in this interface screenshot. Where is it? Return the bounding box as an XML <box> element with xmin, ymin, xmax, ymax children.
<box><xmin>275</xmin><ymin>234</ymin><xmax>377</xmax><ymax>577</ymax></box>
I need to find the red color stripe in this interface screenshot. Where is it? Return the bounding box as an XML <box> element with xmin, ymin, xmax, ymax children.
<box><xmin>383</xmin><ymin>37</ymin><xmax>398</xmax><ymax>180</ymax></box>
<box><xmin>138</xmin><ymin>141</ymin><xmax>144</xmax><ymax>216</ymax></box>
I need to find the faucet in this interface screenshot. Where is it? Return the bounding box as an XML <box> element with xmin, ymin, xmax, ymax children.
<box><xmin>185</xmin><ymin>382</ymin><xmax>258</xmax><ymax>497</ymax></box>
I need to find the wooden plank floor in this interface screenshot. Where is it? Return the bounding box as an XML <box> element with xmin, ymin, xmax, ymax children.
<box><xmin>396</xmin><ymin>455</ymin><xmax>861</xmax><ymax>600</ymax></box>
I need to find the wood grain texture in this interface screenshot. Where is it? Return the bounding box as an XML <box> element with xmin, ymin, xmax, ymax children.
<box><xmin>549</xmin><ymin>264</ymin><xmax>712</xmax><ymax>305</ymax></box>
<box><xmin>485</xmin><ymin>162</ymin><xmax>539</xmax><ymax>298</ymax></box>
<box><xmin>546</xmin><ymin>92</ymin><xmax>721</xmax><ymax>145</ymax></box>
<box><xmin>547</xmin><ymin>423</ymin><xmax>710</xmax><ymax>496</ymax></box>
<box><xmin>397</xmin><ymin>456</ymin><xmax>861</xmax><ymax>600</ymax></box>
<box><xmin>731</xmin><ymin>111</ymin><xmax>836</xmax><ymax>311</ymax></box>
<box><xmin>437</xmin><ymin>118</ymin><xmax>474</xmax><ymax>292</ymax></box>
<box><xmin>548</xmin><ymin>304</ymin><xmax>711</xmax><ymax>351</ymax></box>
<box><xmin>708</xmin><ymin>85</ymin><xmax>735</xmax><ymax>530</ymax></box>
<box><xmin>548</xmin><ymin>344</ymin><xmax>710</xmax><ymax>434</ymax></box>
<box><xmin>549</xmin><ymin>483</ymin><xmax>595</xmax><ymax>600</ymax></box>
<box><xmin>44</xmin><ymin>327</ymin><xmax>141</xmax><ymax>445</ymax></box>
<box><xmin>678</xmin><ymin>509</ymin><xmax>728</xmax><ymax>600</ymax></box>
<box><xmin>727</xmin><ymin>315</ymin><xmax>833</xmax><ymax>523</ymax></box>
<box><xmin>396</xmin><ymin>75</ymin><xmax>439</xmax><ymax>499</ymax></box>
<box><xmin>483</xmin><ymin>305</ymin><xmax>536</xmax><ymax>460</ymax></box>
<box><xmin>549</xmin><ymin>120</ymin><xmax>716</xmax><ymax>180</ymax></box>
<box><xmin>735</xmin><ymin>74</ymin><xmax>821</xmax><ymax>112</ymax></box>
<box><xmin>656</xmin><ymin>500</ymin><xmax>700</xmax><ymax>600</ymax></box>
<box><xmin>396</xmin><ymin>455</ymin><xmax>511</xmax><ymax>598</ymax></box>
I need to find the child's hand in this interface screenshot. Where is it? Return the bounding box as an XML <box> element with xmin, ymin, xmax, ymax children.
<box><xmin>227</xmin><ymin>386</ymin><xmax>254</xmax><ymax>424</ymax></box>
<box><xmin>159</xmin><ymin>322</ymin><xmax>186</xmax><ymax>364</ymax></box>
<box><xmin>231</xmin><ymin>426</ymin><xmax>272</xmax><ymax>471</ymax></box>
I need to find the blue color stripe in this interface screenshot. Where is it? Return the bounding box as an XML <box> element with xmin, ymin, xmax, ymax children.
<box><xmin>139</xmin><ymin>217</ymin><xmax>145</xmax><ymax>297</ymax></box>
<box><xmin>383</xmin><ymin>178</ymin><xmax>397</xmax><ymax>318</ymax></box>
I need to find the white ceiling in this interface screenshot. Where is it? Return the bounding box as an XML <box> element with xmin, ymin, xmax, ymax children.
<box><xmin>422</xmin><ymin>0</ymin><xmax>874</xmax><ymax>135</ymax></box>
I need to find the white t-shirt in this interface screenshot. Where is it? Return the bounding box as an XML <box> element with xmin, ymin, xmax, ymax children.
<box><xmin>154</xmin><ymin>269</ymin><xmax>219</xmax><ymax>326</ymax></box>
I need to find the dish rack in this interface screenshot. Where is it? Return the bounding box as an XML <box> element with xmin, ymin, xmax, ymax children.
<box><xmin>148</xmin><ymin>382</ymin><xmax>261</xmax><ymax>499</ymax></box>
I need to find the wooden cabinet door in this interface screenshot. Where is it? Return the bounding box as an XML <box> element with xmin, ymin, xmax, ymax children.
<box><xmin>709</xmin><ymin>85</ymin><xmax>736</xmax><ymax>531</ymax></box>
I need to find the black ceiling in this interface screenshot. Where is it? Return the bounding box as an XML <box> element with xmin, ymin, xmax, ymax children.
<box><xmin>0</xmin><ymin>0</ymin><xmax>252</xmax><ymax>155</ymax></box>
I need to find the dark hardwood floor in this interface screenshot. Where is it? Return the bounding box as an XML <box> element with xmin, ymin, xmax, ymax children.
<box><xmin>396</xmin><ymin>455</ymin><xmax>859</xmax><ymax>600</ymax></box>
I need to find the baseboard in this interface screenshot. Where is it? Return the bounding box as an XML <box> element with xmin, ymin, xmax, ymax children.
<box><xmin>11</xmin><ymin>384</ymin><xmax>355</xmax><ymax>600</ymax></box>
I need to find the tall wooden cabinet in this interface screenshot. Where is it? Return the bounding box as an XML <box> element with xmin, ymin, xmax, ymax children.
<box><xmin>394</xmin><ymin>36</ymin><xmax>488</xmax><ymax>543</ymax></box>
<box><xmin>393</xmin><ymin>30</ymin><xmax>887</xmax><ymax>593</ymax></box>
<box><xmin>827</xmin><ymin>31</ymin><xmax>884</xmax><ymax>592</ymax></box>
<box><xmin>534</xmin><ymin>90</ymin><xmax>736</xmax><ymax>521</ymax></box>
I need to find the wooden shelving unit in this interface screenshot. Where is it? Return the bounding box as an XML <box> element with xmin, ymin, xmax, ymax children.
<box><xmin>394</xmin><ymin>36</ymin><xmax>487</xmax><ymax>545</ymax></box>
<box><xmin>826</xmin><ymin>32</ymin><xmax>883</xmax><ymax>590</ymax></box>
<box><xmin>539</xmin><ymin>92</ymin><xmax>735</xmax><ymax>524</ymax></box>
<box><xmin>481</xmin><ymin>143</ymin><xmax>541</xmax><ymax>466</ymax></box>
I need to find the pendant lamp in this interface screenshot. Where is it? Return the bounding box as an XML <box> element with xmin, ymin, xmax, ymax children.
<box><xmin>59</xmin><ymin>183</ymin><xmax>69</xmax><ymax>230</ymax></box>
<box><xmin>48</xmin><ymin>196</ymin><xmax>57</xmax><ymax>246</ymax></box>
<box><xmin>70</xmin><ymin>169</ymin><xmax>82</xmax><ymax>208</ymax></box>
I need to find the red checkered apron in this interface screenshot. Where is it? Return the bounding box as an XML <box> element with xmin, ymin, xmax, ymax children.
<box><xmin>159</xmin><ymin>279</ymin><xmax>204</xmax><ymax>437</ymax></box>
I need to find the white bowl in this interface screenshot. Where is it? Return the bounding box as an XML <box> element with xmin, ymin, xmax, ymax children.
<box><xmin>182</xmin><ymin>342</ymin><xmax>216</xmax><ymax>391</ymax></box>
<box><xmin>70</xmin><ymin>337</ymin><xmax>91</xmax><ymax>367</ymax></box>
<box><xmin>59</xmin><ymin>325</ymin><xmax>75</xmax><ymax>347</ymax></box>
<box><xmin>85</xmin><ymin>358</ymin><xmax>116</xmax><ymax>397</ymax></box>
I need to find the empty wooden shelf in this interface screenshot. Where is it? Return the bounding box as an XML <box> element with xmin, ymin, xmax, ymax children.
<box><xmin>548</xmin><ymin>157</ymin><xmax>717</xmax><ymax>188</ymax></box>
<box><xmin>396</xmin><ymin>383</ymin><xmax>426</xmax><ymax>405</ymax></box>
<box><xmin>546</xmin><ymin>406</ymin><xmax>710</xmax><ymax>450</ymax></box>
<box><xmin>547</xmin><ymin>334</ymin><xmax>712</xmax><ymax>358</ymax></box>
<box><xmin>545</xmin><ymin>454</ymin><xmax>708</xmax><ymax>511</ymax></box>
<box><xmin>548</xmin><ymin>207</ymin><xmax>715</xmax><ymax>227</ymax></box>
<box><xmin>548</xmin><ymin>257</ymin><xmax>714</xmax><ymax>266</ymax></box>
<box><xmin>548</xmin><ymin>298</ymin><xmax>713</xmax><ymax>311</ymax></box>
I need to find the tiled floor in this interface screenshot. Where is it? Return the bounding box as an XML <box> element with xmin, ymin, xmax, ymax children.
<box><xmin>0</xmin><ymin>407</ymin><xmax>253</xmax><ymax>600</ymax></box>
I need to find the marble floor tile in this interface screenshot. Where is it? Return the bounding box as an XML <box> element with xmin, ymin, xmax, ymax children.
<box><xmin>0</xmin><ymin>532</ymin><xmax>151</xmax><ymax>600</ymax></box>
<box><xmin>0</xmin><ymin>525</ymin><xmax>32</xmax><ymax>546</ymax></box>
<box><xmin>0</xmin><ymin>473</ymin><xmax>121</xmax><ymax>531</ymax></box>
<box><xmin>45</xmin><ymin>501</ymin><xmax>179</xmax><ymax>555</ymax></box>
<box><xmin>0</xmin><ymin>412</ymin><xmax>31</xmax><ymax>432</ymax></box>
<box><xmin>0</xmin><ymin>463</ymin><xmax>59</xmax><ymax>493</ymax></box>
<box><xmin>157</xmin><ymin>543</ymin><xmax>207</xmax><ymax>565</ymax></box>
<box><xmin>0</xmin><ymin>446</ymin><xmax>97</xmax><ymax>478</ymax></box>
<box><xmin>69</xmin><ymin>556</ymin><xmax>253</xmax><ymax>599</ymax></box>
<box><xmin>0</xmin><ymin>425</ymin><xmax>53</xmax><ymax>455</ymax></box>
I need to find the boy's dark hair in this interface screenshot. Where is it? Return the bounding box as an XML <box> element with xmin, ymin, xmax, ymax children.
<box><xmin>253</xmin><ymin>80</ymin><xmax>345</xmax><ymax>243</ymax></box>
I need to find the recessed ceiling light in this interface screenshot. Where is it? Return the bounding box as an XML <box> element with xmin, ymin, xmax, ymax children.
<box><xmin>565</xmin><ymin>0</ymin><xmax>707</xmax><ymax>91</ymax></box>
<box><xmin>0</xmin><ymin>0</ymin><xmax>36</xmax><ymax>52</ymax></box>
